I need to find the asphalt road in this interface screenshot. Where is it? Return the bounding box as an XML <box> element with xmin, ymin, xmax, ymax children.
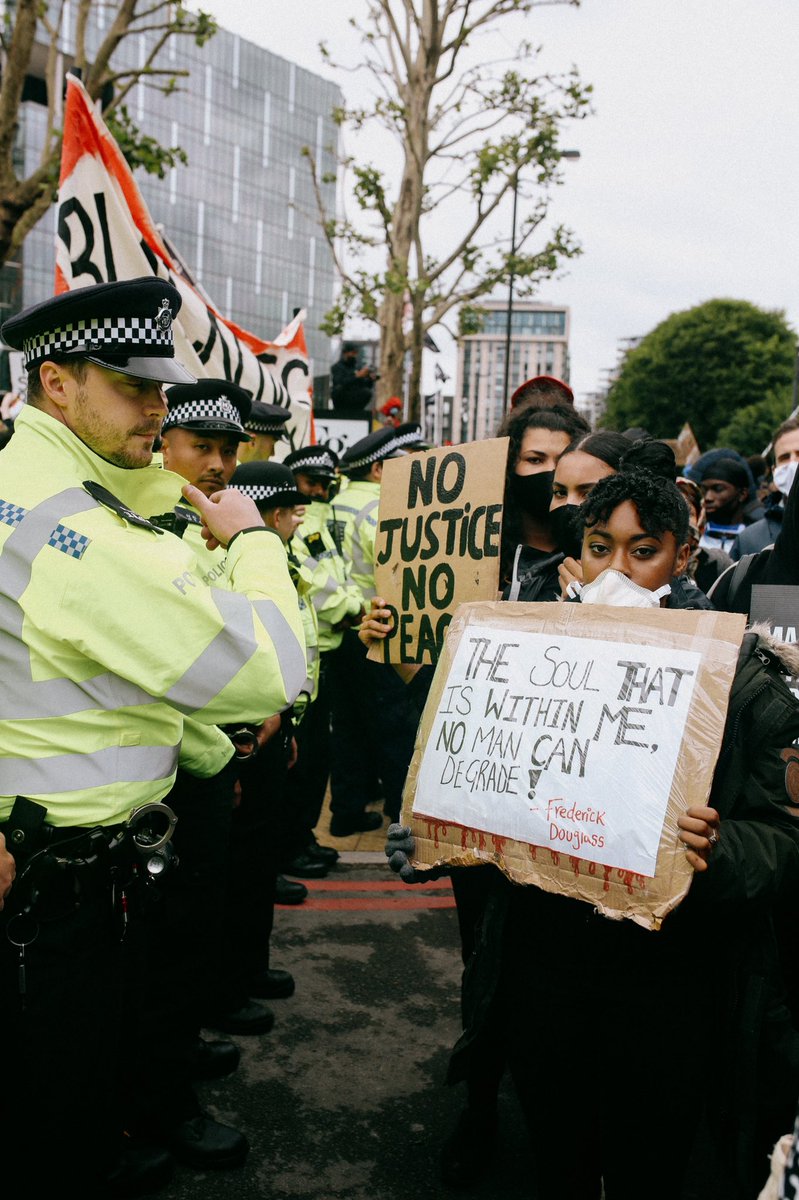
<box><xmin>160</xmin><ymin>859</ymin><xmax>533</xmax><ymax>1200</ymax></box>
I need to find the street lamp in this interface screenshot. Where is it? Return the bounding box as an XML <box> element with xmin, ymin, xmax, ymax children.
<box><xmin>501</xmin><ymin>150</ymin><xmax>581</xmax><ymax>407</ymax></box>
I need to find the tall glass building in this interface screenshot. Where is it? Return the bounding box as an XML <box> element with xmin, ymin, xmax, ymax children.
<box><xmin>0</xmin><ymin>1</ymin><xmax>341</xmax><ymax>381</ymax></box>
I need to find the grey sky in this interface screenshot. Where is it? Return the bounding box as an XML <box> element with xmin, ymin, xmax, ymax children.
<box><xmin>195</xmin><ymin>0</ymin><xmax>798</xmax><ymax>408</ymax></box>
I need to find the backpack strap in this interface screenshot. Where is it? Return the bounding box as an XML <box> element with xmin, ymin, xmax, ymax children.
<box><xmin>708</xmin><ymin>552</ymin><xmax>756</xmax><ymax>609</ymax></box>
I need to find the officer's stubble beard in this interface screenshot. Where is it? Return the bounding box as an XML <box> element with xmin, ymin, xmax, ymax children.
<box><xmin>72</xmin><ymin>380</ymin><xmax>163</xmax><ymax>469</ymax></box>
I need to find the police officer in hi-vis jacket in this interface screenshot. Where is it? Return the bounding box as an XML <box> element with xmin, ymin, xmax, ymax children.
<box><xmin>0</xmin><ymin>279</ymin><xmax>305</xmax><ymax>1197</ymax></box>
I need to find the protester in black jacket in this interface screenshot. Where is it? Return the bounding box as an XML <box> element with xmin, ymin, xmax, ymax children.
<box><xmin>387</xmin><ymin>466</ymin><xmax>799</xmax><ymax>1200</ymax></box>
<box><xmin>329</xmin><ymin>343</ymin><xmax>377</xmax><ymax>411</ymax></box>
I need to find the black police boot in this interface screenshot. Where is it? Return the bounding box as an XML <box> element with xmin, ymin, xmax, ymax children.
<box><xmin>189</xmin><ymin>1036</ymin><xmax>241</xmax><ymax>1081</ymax></box>
<box><xmin>206</xmin><ymin>999</ymin><xmax>275</xmax><ymax>1035</ymax></box>
<box><xmin>329</xmin><ymin>810</ymin><xmax>383</xmax><ymax>837</ymax></box>
<box><xmin>282</xmin><ymin>849</ymin><xmax>329</xmax><ymax>878</ymax></box>
<box><xmin>307</xmin><ymin>835</ymin><xmax>339</xmax><ymax>866</ymax></box>
<box><xmin>167</xmin><ymin>1113</ymin><xmax>249</xmax><ymax>1170</ymax></box>
<box><xmin>249</xmin><ymin>966</ymin><xmax>295</xmax><ymax>999</ymax></box>
<box><xmin>275</xmin><ymin>874</ymin><xmax>308</xmax><ymax>904</ymax></box>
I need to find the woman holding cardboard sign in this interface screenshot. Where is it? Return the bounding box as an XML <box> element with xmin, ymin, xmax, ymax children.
<box><xmin>363</xmin><ymin>437</ymin><xmax>707</xmax><ymax>1187</ymax></box>
<box><xmin>380</xmin><ymin>464</ymin><xmax>799</xmax><ymax>1199</ymax></box>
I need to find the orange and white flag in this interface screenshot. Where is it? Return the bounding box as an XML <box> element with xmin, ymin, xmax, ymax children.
<box><xmin>55</xmin><ymin>75</ymin><xmax>312</xmax><ymax>448</ymax></box>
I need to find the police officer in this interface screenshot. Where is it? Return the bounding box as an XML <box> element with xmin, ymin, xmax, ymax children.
<box><xmin>117</xmin><ymin>379</ymin><xmax>275</xmax><ymax>1172</ymax></box>
<box><xmin>228</xmin><ymin>459</ymin><xmax>319</xmax><ymax>995</ymax></box>
<box><xmin>160</xmin><ymin>377</ymin><xmax>252</xmax><ymax>498</ymax></box>
<box><xmin>237</xmin><ymin>399</ymin><xmax>291</xmax><ymax>462</ymax></box>
<box><xmin>281</xmin><ymin>444</ymin><xmax>363</xmax><ymax>870</ymax></box>
<box><xmin>0</xmin><ymin>279</ymin><xmax>306</xmax><ymax>1196</ymax></box>
<box><xmin>328</xmin><ymin>428</ymin><xmax>418</xmax><ymax>835</ymax></box>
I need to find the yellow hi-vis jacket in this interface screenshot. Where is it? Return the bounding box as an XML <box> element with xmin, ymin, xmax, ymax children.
<box><xmin>291</xmin><ymin>502</ymin><xmax>362</xmax><ymax>653</ymax></box>
<box><xmin>331</xmin><ymin>479</ymin><xmax>381</xmax><ymax>606</ymax></box>
<box><xmin>0</xmin><ymin>405</ymin><xmax>306</xmax><ymax>827</ymax></box>
<box><xmin>286</xmin><ymin>535</ymin><xmax>321</xmax><ymax>702</ymax></box>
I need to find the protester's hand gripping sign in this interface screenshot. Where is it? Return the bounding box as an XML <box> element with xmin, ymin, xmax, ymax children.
<box><xmin>402</xmin><ymin>600</ymin><xmax>746</xmax><ymax>929</ymax></box>
<box><xmin>370</xmin><ymin>438</ymin><xmax>508</xmax><ymax>665</ymax></box>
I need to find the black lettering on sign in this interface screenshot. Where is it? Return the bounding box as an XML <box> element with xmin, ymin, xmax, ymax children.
<box><xmin>436</xmin><ymin>452</ymin><xmax>467</xmax><ymax>504</ymax></box>
<box><xmin>406</xmin><ymin>450</ymin><xmax>467</xmax><ymax>509</ymax></box>
<box><xmin>58</xmin><ymin>197</ymin><xmax>103</xmax><ymax>283</ymax></box>
<box><xmin>94</xmin><ymin>193</ymin><xmax>117</xmax><ymax>281</ymax></box>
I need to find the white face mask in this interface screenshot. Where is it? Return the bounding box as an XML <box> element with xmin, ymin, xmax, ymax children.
<box><xmin>577</xmin><ymin>568</ymin><xmax>672</xmax><ymax>609</ymax></box>
<box><xmin>773</xmin><ymin>460</ymin><xmax>798</xmax><ymax>499</ymax></box>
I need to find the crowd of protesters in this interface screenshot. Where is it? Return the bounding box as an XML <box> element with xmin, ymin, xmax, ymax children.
<box><xmin>1</xmin><ymin>298</ymin><xmax>799</xmax><ymax>1200</ymax></box>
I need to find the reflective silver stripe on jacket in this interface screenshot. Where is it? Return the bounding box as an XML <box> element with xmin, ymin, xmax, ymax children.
<box><xmin>0</xmin><ymin>741</ymin><xmax>180</xmax><ymax>794</ymax></box>
<box><xmin>0</xmin><ymin>488</ymin><xmax>157</xmax><ymax>719</ymax></box>
<box><xmin>349</xmin><ymin>498</ymin><xmax>379</xmax><ymax>584</ymax></box>
<box><xmin>164</xmin><ymin>588</ymin><xmax>306</xmax><ymax>713</ymax></box>
<box><xmin>303</xmin><ymin>640</ymin><xmax>319</xmax><ymax>694</ymax></box>
<box><xmin>310</xmin><ymin>574</ymin><xmax>346</xmax><ymax>606</ymax></box>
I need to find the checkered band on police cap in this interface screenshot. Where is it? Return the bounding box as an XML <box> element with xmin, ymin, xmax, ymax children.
<box><xmin>341</xmin><ymin>436</ymin><xmax>403</xmax><ymax>473</ymax></box>
<box><xmin>162</xmin><ymin>395</ymin><xmax>245</xmax><ymax>433</ymax></box>
<box><xmin>235</xmin><ymin>481</ymin><xmax>299</xmax><ymax>502</ymax></box>
<box><xmin>245</xmin><ymin>415</ymin><xmax>288</xmax><ymax>434</ymax></box>
<box><xmin>243</xmin><ymin>401</ymin><xmax>290</xmax><ymax>435</ymax></box>
<box><xmin>287</xmin><ymin>448</ymin><xmax>337</xmax><ymax>474</ymax></box>
<box><xmin>392</xmin><ymin>425</ymin><xmax>423</xmax><ymax>449</ymax></box>
<box><xmin>21</xmin><ymin>313</ymin><xmax>173</xmax><ymax>370</ymax></box>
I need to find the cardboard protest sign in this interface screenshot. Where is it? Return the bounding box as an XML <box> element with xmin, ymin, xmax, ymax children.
<box><xmin>402</xmin><ymin>600</ymin><xmax>746</xmax><ymax>929</ymax></box>
<box><xmin>370</xmin><ymin>438</ymin><xmax>508</xmax><ymax>665</ymax></box>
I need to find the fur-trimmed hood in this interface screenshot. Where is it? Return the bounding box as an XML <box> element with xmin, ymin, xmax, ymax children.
<box><xmin>747</xmin><ymin>621</ymin><xmax>799</xmax><ymax>677</ymax></box>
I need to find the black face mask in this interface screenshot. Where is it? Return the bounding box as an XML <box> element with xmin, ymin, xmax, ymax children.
<box><xmin>510</xmin><ymin>470</ymin><xmax>554</xmax><ymax>519</ymax></box>
<box><xmin>549</xmin><ymin>503</ymin><xmax>584</xmax><ymax>559</ymax></box>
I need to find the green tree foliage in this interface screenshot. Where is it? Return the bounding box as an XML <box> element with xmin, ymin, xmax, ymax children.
<box><xmin>715</xmin><ymin>390</ymin><xmax>794</xmax><ymax>458</ymax></box>
<box><xmin>602</xmin><ymin>299</ymin><xmax>797</xmax><ymax>452</ymax></box>
<box><xmin>0</xmin><ymin>0</ymin><xmax>216</xmax><ymax>267</ymax></box>
<box><xmin>306</xmin><ymin>0</ymin><xmax>591</xmax><ymax>416</ymax></box>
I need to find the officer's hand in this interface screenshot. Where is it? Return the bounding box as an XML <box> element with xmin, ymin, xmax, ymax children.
<box><xmin>256</xmin><ymin>715</ymin><xmax>282</xmax><ymax>748</ymax></box>
<box><xmin>182</xmin><ymin>483</ymin><xmax>264</xmax><ymax>549</ymax></box>
<box><xmin>0</xmin><ymin>832</ymin><xmax>15</xmax><ymax>909</ymax></box>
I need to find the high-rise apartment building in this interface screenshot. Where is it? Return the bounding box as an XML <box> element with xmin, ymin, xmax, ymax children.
<box><xmin>452</xmin><ymin>299</ymin><xmax>570</xmax><ymax>442</ymax></box>
<box><xmin>0</xmin><ymin>2</ymin><xmax>341</xmax><ymax>377</ymax></box>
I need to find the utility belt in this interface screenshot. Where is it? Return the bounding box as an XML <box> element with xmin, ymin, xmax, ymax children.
<box><xmin>1</xmin><ymin>798</ymin><xmax>177</xmax><ymax>1009</ymax></box>
<box><xmin>1</xmin><ymin>796</ymin><xmax>178</xmax><ymax>921</ymax></box>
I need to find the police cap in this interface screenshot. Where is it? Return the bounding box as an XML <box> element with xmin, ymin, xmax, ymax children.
<box><xmin>283</xmin><ymin>443</ymin><xmax>339</xmax><ymax>479</ymax></box>
<box><xmin>231</xmin><ymin>460</ymin><xmax>305</xmax><ymax>508</ymax></box>
<box><xmin>244</xmin><ymin>401</ymin><xmax>291</xmax><ymax>438</ymax></box>
<box><xmin>1</xmin><ymin>277</ymin><xmax>194</xmax><ymax>385</ymax></box>
<box><xmin>339</xmin><ymin>427</ymin><xmax>405</xmax><ymax>474</ymax></box>
<box><xmin>393</xmin><ymin>422</ymin><xmax>431</xmax><ymax>451</ymax></box>
<box><xmin>162</xmin><ymin>378</ymin><xmax>252</xmax><ymax>440</ymax></box>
